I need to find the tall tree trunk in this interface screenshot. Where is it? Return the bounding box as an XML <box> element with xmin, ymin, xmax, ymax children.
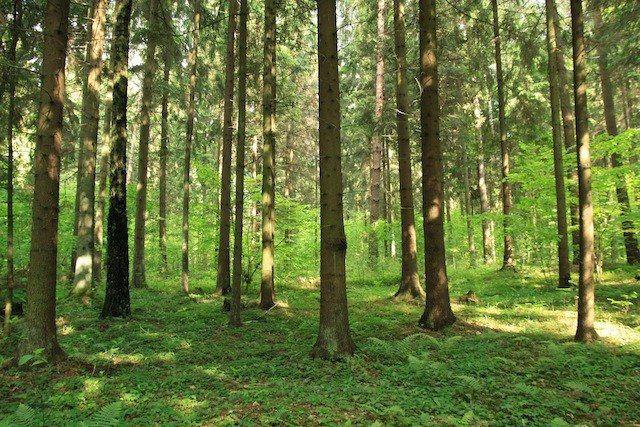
<box><xmin>230</xmin><ymin>0</ymin><xmax>248</xmax><ymax>327</ymax></box>
<box><xmin>182</xmin><ymin>0</ymin><xmax>200</xmax><ymax>294</ymax></box>
<box><xmin>94</xmin><ymin>96</ymin><xmax>112</xmax><ymax>284</ymax></box>
<box><xmin>369</xmin><ymin>0</ymin><xmax>386</xmax><ymax>266</ymax></box>
<box><xmin>546</xmin><ymin>0</ymin><xmax>571</xmax><ymax>288</ymax></box>
<box><xmin>133</xmin><ymin>0</ymin><xmax>160</xmax><ymax>288</ymax></box>
<box><xmin>418</xmin><ymin>0</ymin><xmax>455</xmax><ymax>330</ymax></box>
<box><xmin>4</xmin><ymin>0</ymin><xmax>21</xmax><ymax>335</ymax></box>
<box><xmin>462</xmin><ymin>137</ymin><xmax>477</xmax><ymax>267</ymax></box>
<box><xmin>311</xmin><ymin>0</ymin><xmax>355</xmax><ymax>359</ymax></box>
<box><xmin>101</xmin><ymin>0</ymin><xmax>133</xmax><ymax>319</ymax></box>
<box><xmin>474</xmin><ymin>96</ymin><xmax>495</xmax><ymax>264</ymax></box>
<box><xmin>571</xmin><ymin>0</ymin><xmax>598</xmax><ymax>343</ymax></box>
<box><xmin>393</xmin><ymin>0</ymin><xmax>423</xmax><ymax>299</ymax></box>
<box><xmin>620</xmin><ymin>82</ymin><xmax>632</xmax><ymax>130</ymax></box>
<box><xmin>260</xmin><ymin>0</ymin><xmax>277</xmax><ymax>309</ymax></box>
<box><xmin>491</xmin><ymin>0</ymin><xmax>515</xmax><ymax>270</ymax></box>
<box><xmin>283</xmin><ymin>125</ymin><xmax>294</xmax><ymax>242</ymax></box>
<box><xmin>158</xmin><ymin>43</ymin><xmax>171</xmax><ymax>276</ymax></box>
<box><xmin>592</xmin><ymin>3</ymin><xmax>640</xmax><ymax>265</ymax></box>
<box><xmin>23</xmin><ymin>0</ymin><xmax>71</xmax><ymax>360</ymax></box>
<box><xmin>71</xmin><ymin>0</ymin><xmax>108</xmax><ymax>298</ymax></box>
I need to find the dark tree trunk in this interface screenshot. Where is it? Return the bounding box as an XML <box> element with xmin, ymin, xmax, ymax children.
<box><xmin>260</xmin><ymin>0</ymin><xmax>277</xmax><ymax>309</ymax></box>
<box><xmin>571</xmin><ymin>0</ymin><xmax>598</xmax><ymax>342</ymax></box>
<box><xmin>311</xmin><ymin>0</ymin><xmax>355</xmax><ymax>359</ymax></box>
<box><xmin>546</xmin><ymin>0</ymin><xmax>571</xmax><ymax>288</ymax></box>
<box><xmin>102</xmin><ymin>0</ymin><xmax>133</xmax><ymax>319</ymax></box>
<box><xmin>418</xmin><ymin>0</ymin><xmax>455</xmax><ymax>330</ymax></box>
<box><xmin>158</xmin><ymin>42</ymin><xmax>171</xmax><ymax>276</ymax></box>
<box><xmin>23</xmin><ymin>0</ymin><xmax>71</xmax><ymax>360</ymax></box>
<box><xmin>393</xmin><ymin>0</ymin><xmax>424</xmax><ymax>300</ymax></box>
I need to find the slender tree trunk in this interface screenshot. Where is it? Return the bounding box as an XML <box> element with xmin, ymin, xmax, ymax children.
<box><xmin>71</xmin><ymin>0</ymin><xmax>108</xmax><ymax>298</ymax></box>
<box><xmin>101</xmin><ymin>0</ymin><xmax>133</xmax><ymax>319</ymax></box>
<box><xmin>462</xmin><ymin>137</ymin><xmax>477</xmax><ymax>267</ymax></box>
<box><xmin>369</xmin><ymin>0</ymin><xmax>386</xmax><ymax>266</ymax></box>
<box><xmin>283</xmin><ymin>125</ymin><xmax>294</xmax><ymax>242</ymax></box>
<box><xmin>491</xmin><ymin>0</ymin><xmax>515</xmax><ymax>270</ymax></box>
<box><xmin>474</xmin><ymin>96</ymin><xmax>495</xmax><ymax>264</ymax></box>
<box><xmin>546</xmin><ymin>0</ymin><xmax>571</xmax><ymax>288</ymax></box>
<box><xmin>230</xmin><ymin>0</ymin><xmax>248</xmax><ymax>327</ymax></box>
<box><xmin>158</xmin><ymin>44</ymin><xmax>171</xmax><ymax>275</ymax></box>
<box><xmin>593</xmin><ymin>3</ymin><xmax>640</xmax><ymax>265</ymax></box>
<box><xmin>94</xmin><ymin>96</ymin><xmax>112</xmax><ymax>284</ymax></box>
<box><xmin>620</xmin><ymin>82</ymin><xmax>632</xmax><ymax>130</ymax></box>
<box><xmin>418</xmin><ymin>0</ymin><xmax>455</xmax><ymax>330</ymax></box>
<box><xmin>133</xmin><ymin>0</ymin><xmax>159</xmax><ymax>288</ymax></box>
<box><xmin>182</xmin><ymin>0</ymin><xmax>200</xmax><ymax>294</ymax></box>
<box><xmin>393</xmin><ymin>0</ymin><xmax>424</xmax><ymax>300</ymax></box>
<box><xmin>4</xmin><ymin>0</ymin><xmax>21</xmax><ymax>335</ymax></box>
<box><xmin>311</xmin><ymin>0</ymin><xmax>355</xmax><ymax>359</ymax></box>
<box><xmin>22</xmin><ymin>0</ymin><xmax>71</xmax><ymax>360</ymax></box>
<box><xmin>260</xmin><ymin>0</ymin><xmax>277</xmax><ymax>309</ymax></box>
<box><xmin>571</xmin><ymin>0</ymin><xmax>598</xmax><ymax>342</ymax></box>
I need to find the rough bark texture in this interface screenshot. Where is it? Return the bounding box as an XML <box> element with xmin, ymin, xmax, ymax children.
<box><xmin>72</xmin><ymin>0</ymin><xmax>108</xmax><ymax>298</ymax></box>
<box><xmin>474</xmin><ymin>96</ymin><xmax>495</xmax><ymax>264</ymax></box>
<box><xmin>102</xmin><ymin>0</ymin><xmax>133</xmax><ymax>319</ymax></box>
<box><xmin>491</xmin><ymin>0</ymin><xmax>515</xmax><ymax>270</ymax></box>
<box><xmin>418</xmin><ymin>0</ymin><xmax>456</xmax><ymax>331</ymax></box>
<box><xmin>546</xmin><ymin>0</ymin><xmax>571</xmax><ymax>288</ymax></box>
<box><xmin>571</xmin><ymin>0</ymin><xmax>598</xmax><ymax>343</ymax></box>
<box><xmin>393</xmin><ymin>0</ymin><xmax>424</xmax><ymax>300</ymax></box>
<box><xmin>94</xmin><ymin>98</ymin><xmax>111</xmax><ymax>285</ymax></box>
<box><xmin>133</xmin><ymin>0</ymin><xmax>160</xmax><ymax>288</ymax></box>
<box><xmin>182</xmin><ymin>0</ymin><xmax>200</xmax><ymax>294</ymax></box>
<box><xmin>230</xmin><ymin>0</ymin><xmax>248</xmax><ymax>327</ymax></box>
<box><xmin>23</xmin><ymin>0</ymin><xmax>70</xmax><ymax>359</ymax></box>
<box><xmin>217</xmin><ymin>0</ymin><xmax>238</xmax><ymax>296</ymax></box>
<box><xmin>311</xmin><ymin>0</ymin><xmax>355</xmax><ymax>359</ymax></box>
<box><xmin>159</xmin><ymin>43</ymin><xmax>171</xmax><ymax>275</ymax></box>
<box><xmin>260</xmin><ymin>0</ymin><xmax>277</xmax><ymax>309</ymax></box>
<box><xmin>592</xmin><ymin>3</ymin><xmax>640</xmax><ymax>265</ymax></box>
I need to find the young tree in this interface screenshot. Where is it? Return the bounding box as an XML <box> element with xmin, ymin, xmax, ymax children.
<box><xmin>216</xmin><ymin>0</ymin><xmax>238</xmax><ymax>296</ymax></box>
<box><xmin>133</xmin><ymin>0</ymin><xmax>160</xmax><ymax>288</ymax></box>
<box><xmin>311</xmin><ymin>0</ymin><xmax>355</xmax><ymax>359</ymax></box>
<box><xmin>393</xmin><ymin>0</ymin><xmax>424</xmax><ymax>300</ymax></box>
<box><xmin>260</xmin><ymin>0</ymin><xmax>277</xmax><ymax>309</ymax></box>
<box><xmin>101</xmin><ymin>0</ymin><xmax>133</xmax><ymax>318</ymax></box>
<box><xmin>418</xmin><ymin>0</ymin><xmax>455</xmax><ymax>330</ymax></box>
<box><xmin>571</xmin><ymin>0</ymin><xmax>598</xmax><ymax>342</ymax></box>
<box><xmin>545</xmin><ymin>0</ymin><xmax>571</xmax><ymax>288</ymax></box>
<box><xmin>490</xmin><ymin>0</ymin><xmax>515</xmax><ymax>270</ymax></box>
<box><xmin>22</xmin><ymin>0</ymin><xmax>71</xmax><ymax>359</ymax></box>
<box><xmin>71</xmin><ymin>0</ymin><xmax>108</xmax><ymax>298</ymax></box>
<box><xmin>230</xmin><ymin>0</ymin><xmax>248</xmax><ymax>327</ymax></box>
<box><xmin>182</xmin><ymin>0</ymin><xmax>201</xmax><ymax>294</ymax></box>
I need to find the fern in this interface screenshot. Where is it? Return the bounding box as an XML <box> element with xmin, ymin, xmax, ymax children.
<box><xmin>0</xmin><ymin>404</ymin><xmax>37</xmax><ymax>427</ymax></box>
<box><xmin>84</xmin><ymin>402</ymin><xmax>123</xmax><ymax>427</ymax></box>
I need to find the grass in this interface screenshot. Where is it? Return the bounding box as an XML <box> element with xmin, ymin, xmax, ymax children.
<box><xmin>1</xmin><ymin>264</ymin><xmax>639</xmax><ymax>425</ymax></box>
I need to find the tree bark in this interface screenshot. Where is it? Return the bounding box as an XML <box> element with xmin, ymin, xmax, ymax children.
<box><xmin>462</xmin><ymin>136</ymin><xmax>477</xmax><ymax>268</ymax></box>
<box><xmin>491</xmin><ymin>0</ymin><xmax>515</xmax><ymax>270</ymax></box>
<box><xmin>546</xmin><ymin>0</ymin><xmax>571</xmax><ymax>288</ymax></box>
<box><xmin>23</xmin><ymin>0</ymin><xmax>71</xmax><ymax>360</ymax></box>
<box><xmin>474</xmin><ymin>96</ymin><xmax>495</xmax><ymax>264</ymax></box>
<box><xmin>94</xmin><ymin>96</ymin><xmax>112</xmax><ymax>285</ymax></box>
<box><xmin>102</xmin><ymin>0</ymin><xmax>133</xmax><ymax>319</ymax></box>
<box><xmin>418</xmin><ymin>0</ymin><xmax>455</xmax><ymax>331</ymax></box>
<box><xmin>71</xmin><ymin>0</ymin><xmax>108</xmax><ymax>298</ymax></box>
<box><xmin>393</xmin><ymin>0</ymin><xmax>424</xmax><ymax>301</ymax></box>
<box><xmin>133</xmin><ymin>0</ymin><xmax>160</xmax><ymax>288</ymax></box>
<box><xmin>158</xmin><ymin>40</ymin><xmax>171</xmax><ymax>276</ymax></box>
<box><xmin>260</xmin><ymin>0</ymin><xmax>277</xmax><ymax>309</ymax></box>
<box><xmin>311</xmin><ymin>0</ymin><xmax>355</xmax><ymax>359</ymax></box>
<box><xmin>571</xmin><ymin>0</ymin><xmax>598</xmax><ymax>342</ymax></box>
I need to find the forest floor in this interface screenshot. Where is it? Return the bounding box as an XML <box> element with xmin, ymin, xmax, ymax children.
<box><xmin>1</xmin><ymin>265</ymin><xmax>639</xmax><ymax>425</ymax></box>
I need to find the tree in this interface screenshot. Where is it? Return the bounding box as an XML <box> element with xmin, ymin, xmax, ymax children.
<box><xmin>102</xmin><ymin>0</ymin><xmax>133</xmax><ymax>318</ymax></box>
<box><xmin>133</xmin><ymin>0</ymin><xmax>160</xmax><ymax>288</ymax></box>
<box><xmin>22</xmin><ymin>0</ymin><xmax>71</xmax><ymax>359</ymax></box>
<box><xmin>182</xmin><ymin>0</ymin><xmax>201</xmax><ymax>294</ymax></box>
<box><xmin>571</xmin><ymin>0</ymin><xmax>598</xmax><ymax>342</ymax></box>
<box><xmin>94</xmin><ymin>95</ymin><xmax>112</xmax><ymax>284</ymax></box>
<box><xmin>473</xmin><ymin>96</ymin><xmax>495</xmax><ymax>264</ymax></box>
<box><xmin>490</xmin><ymin>0</ymin><xmax>515</xmax><ymax>270</ymax></box>
<box><xmin>545</xmin><ymin>0</ymin><xmax>571</xmax><ymax>288</ymax></box>
<box><xmin>230</xmin><ymin>0</ymin><xmax>248</xmax><ymax>327</ymax></box>
<box><xmin>393</xmin><ymin>0</ymin><xmax>424</xmax><ymax>300</ymax></box>
<box><xmin>71</xmin><ymin>0</ymin><xmax>108</xmax><ymax>298</ymax></box>
<box><xmin>462</xmin><ymin>135</ymin><xmax>477</xmax><ymax>267</ymax></box>
<box><xmin>260</xmin><ymin>0</ymin><xmax>277</xmax><ymax>309</ymax></box>
<box><xmin>158</xmin><ymin>23</ymin><xmax>171</xmax><ymax>276</ymax></box>
<box><xmin>418</xmin><ymin>0</ymin><xmax>455</xmax><ymax>330</ymax></box>
<box><xmin>216</xmin><ymin>0</ymin><xmax>238</xmax><ymax>296</ymax></box>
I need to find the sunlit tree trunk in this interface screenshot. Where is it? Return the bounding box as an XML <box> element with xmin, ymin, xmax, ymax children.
<box><xmin>22</xmin><ymin>0</ymin><xmax>71</xmax><ymax>359</ymax></box>
<box><xmin>571</xmin><ymin>0</ymin><xmax>598</xmax><ymax>343</ymax></box>
<box><xmin>474</xmin><ymin>96</ymin><xmax>495</xmax><ymax>264</ymax></box>
<box><xmin>102</xmin><ymin>0</ymin><xmax>133</xmax><ymax>318</ymax></box>
<box><xmin>94</xmin><ymin>96</ymin><xmax>112</xmax><ymax>284</ymax></box>
<box><xmin>311</xmin><ymin>0</ymin><xmax>355</xmax><ymax>359</ymax></box>
<box><xmin>418</xmin><ymin>0</ymin><xmax>455</xmax><ymax>330</ymax></box>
